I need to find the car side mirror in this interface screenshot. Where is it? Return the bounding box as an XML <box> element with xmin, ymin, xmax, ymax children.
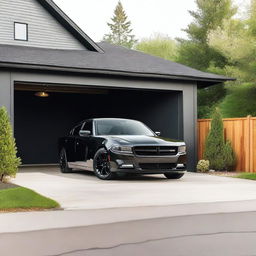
<box><xmin>155</xmin><ymin>131</ymin><xmax>161</xmax><ymax>136</ymax></box>
<box><xmin>79</xmin><ymin>130</ymin><xmax>91</xmax><ymax>137</ymax></box>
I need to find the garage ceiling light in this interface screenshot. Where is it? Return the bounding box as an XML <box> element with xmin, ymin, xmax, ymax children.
<box><xmin>35</xmin><ymin>91</ymin><xmax>49</xmax><ymax>97</ymax></box>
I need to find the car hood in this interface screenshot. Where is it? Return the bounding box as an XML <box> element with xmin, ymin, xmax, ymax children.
<box><xmin>101</xmin><ymin>135</ymin><xmax>184</xmax><ymax>146</ymax></box>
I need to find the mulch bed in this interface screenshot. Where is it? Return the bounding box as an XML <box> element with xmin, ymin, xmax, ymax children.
<box><xmin>0</xmin><ymin>208</ymin><xmax>62</xmax><ymax>213</ymax></box>
<box><xmin>0</xmin><ymin>182</ymin><xmax>18</xmax><ymax>190</ymax></box>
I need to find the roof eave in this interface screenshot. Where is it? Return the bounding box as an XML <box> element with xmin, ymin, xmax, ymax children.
<box><xmin>0</xmin><ymin>62</ymin><xmax>234</xmax><ymax>85</ymax></box>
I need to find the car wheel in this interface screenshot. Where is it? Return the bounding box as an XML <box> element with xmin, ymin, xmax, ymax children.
<box><xmin>93</xmin><ymin>148</ymin><xmax>116</xmax><ymax>180</ymax></box>
<box><xmin>59</xmin><ymin>148</ymin><xmax>72</xmax><ymax>173</ymax></box>
<box><xmin>164</xmin><ymin>173</ymin><xmax>184</xmax><ymax>179</ymax></box>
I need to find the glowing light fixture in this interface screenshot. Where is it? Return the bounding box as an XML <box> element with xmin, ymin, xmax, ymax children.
<box><xmin>35</xmin><ymin>91</ymin><xmax>49</xmax><ymax>97</ymax></box>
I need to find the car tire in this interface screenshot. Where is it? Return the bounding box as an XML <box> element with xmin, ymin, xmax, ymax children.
<box><xmin>93</xmin><ymin>148</ymin><xmax>116</xmax><ymax>180</ymax></box>
<box><xmin>164</xmin><ymin>173</ymin><xmax>184</xmax><ymax>179</ymax></box>
<box><xmin>59</xmin><ymin>148</ymin><xmax>73</xmax><ymax>173</ymax></box>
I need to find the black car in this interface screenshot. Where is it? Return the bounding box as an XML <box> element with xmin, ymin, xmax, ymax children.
<box><xmin>58</xmin><ymin>118</ymin><xmax>187</xmax><ymax>180</ymax></box>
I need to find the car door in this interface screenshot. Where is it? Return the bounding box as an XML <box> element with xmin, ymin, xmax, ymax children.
<box><xmin>75</xmin><ymin>120</ymin><xmax>93</xmax><ymax>162</ymax></box>
<box><xmin>66</xmin><ymin>124</ymin><xmax>83</xmax><ymax>162</ymax></box>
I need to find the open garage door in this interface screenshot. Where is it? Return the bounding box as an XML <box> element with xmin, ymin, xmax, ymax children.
<box><xmin>14</xmin><ymin>83</ymin><xmax>183</xmax><ymax>164</ymax></box>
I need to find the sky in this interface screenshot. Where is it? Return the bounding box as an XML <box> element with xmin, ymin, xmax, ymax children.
<box><xmin>54</xmin><ymin>0</ymin><xmax>250</xmax><ymax>42</ymax></box>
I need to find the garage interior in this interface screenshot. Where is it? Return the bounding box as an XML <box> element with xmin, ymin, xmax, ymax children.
<box><xmin>14</xmin><ymin>83</ymin><xmax>183</xmax><ymax>165</ymax></box>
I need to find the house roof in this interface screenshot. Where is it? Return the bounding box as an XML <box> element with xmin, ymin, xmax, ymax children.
<box><xmin>0</xmin><ymin>42</ymin><xmax>234</xmax><ymax>86</ymax></box>
<box><xmin>36</xmin><ymin>0</ymin><xmax>104</xmax><ymax>53</ymax></box>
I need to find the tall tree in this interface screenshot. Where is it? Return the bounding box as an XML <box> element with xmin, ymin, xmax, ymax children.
<box><xmin>177</xmin><ymin>0</ymin><xmax>236</xmax><ymax>71</ymax></box>
<box><xmin>135</xmin><ymin>34</ymin><xmax>178</xmax><ymax>62</ymax></box>
<box><xmin>103</xmin><ymin>1</ymin><xmax>137</xmax><ymax>48</ymax></box>
<box><xmin>177</xmin><ymin>0</ymin><xmax>237</xmax><ymax>118</ymax></box>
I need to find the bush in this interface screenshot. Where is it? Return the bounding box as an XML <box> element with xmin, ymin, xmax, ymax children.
<box><xmin>204</xmin><ymin>108</ymin><xmax>236</xmax><ymax>171</ymax></box>
<box><xmin>204</xmin><ymin>108</ymin><xmax>226</xmax><ymax>170</ymax></box>
<box><xmin>0</xmin><ymin>107</ymin><xmax>21</xmax><ymax>181</ymax></box>
<box><xmin>197</xmin><ymin>160</ymin><xmax>210</xmax><ymax>172</ymax></box>
<box><xmin>224</xmin><ymin>140</ymin><xmax>236</xmax><ymax>171</ymax></box>
<box><xmin>220</xmin><ymin>83</ymin><xmax>256</xmax><ymax>118</ymax></box>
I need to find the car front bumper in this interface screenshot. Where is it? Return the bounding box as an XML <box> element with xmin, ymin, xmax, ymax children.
<box><xmin>109</xmin><ymin>151</ymin><xmax>187</xmax><ymax>174</ymax></box>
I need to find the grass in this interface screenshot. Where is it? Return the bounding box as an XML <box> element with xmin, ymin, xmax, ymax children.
<box><xmin>0</xmin><ymin>187</ymin><xmax>60</xmax><ymax>211</ymax></box>
<box><xmin>234</xmin><ymin>173</ymin><xmax>256</xmax><ymax>180</ymax></box>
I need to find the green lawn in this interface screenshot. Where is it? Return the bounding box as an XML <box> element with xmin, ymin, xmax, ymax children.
<box><xmin>0</xmin><ymin>187</ymin><xmax>59</xmax><ymax>211</ymax></box>
<box><xmin>234</xmin><ymin>173</ymin><xmax>256</xmax><ymax>180</ymax></box>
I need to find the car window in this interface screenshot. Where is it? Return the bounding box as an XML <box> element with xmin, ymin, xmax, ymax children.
<box><xmin>95</xmin><ymin>119</ymin><xmax>154</xmax><ymax>136</ymax></box>
<box><xmin>82</xmin><ymin>121</ymin><xmax>93</xmax><ymax>135</ymax></box>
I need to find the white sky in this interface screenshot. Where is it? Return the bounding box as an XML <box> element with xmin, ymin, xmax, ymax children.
<box><xmin>53</xmin><ymin>0</ymin><xmax>250</xmax><ymax>42</ymax></box>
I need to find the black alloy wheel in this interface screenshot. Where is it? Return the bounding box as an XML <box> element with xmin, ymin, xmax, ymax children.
<box><xmin>60</xmin><ymin>148</ymin><xmax>72</xmax><ymax>173</ymax></box>
<box><xmin>93</xmin><ymin>148</ymin><xmax>116</xmax><ymax>180</ymax></box>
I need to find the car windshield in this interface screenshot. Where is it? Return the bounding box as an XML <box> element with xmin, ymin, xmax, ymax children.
<box><xmin>95</xmin><ymin>119</ymin><xmax>155</xmax><ymax>136</ymax></box>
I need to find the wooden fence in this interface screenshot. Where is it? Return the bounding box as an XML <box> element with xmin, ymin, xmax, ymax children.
<box><xmin>198</xmin><ymin>116</ymin><xmax>256</xmax><ymax>172</ymax></box>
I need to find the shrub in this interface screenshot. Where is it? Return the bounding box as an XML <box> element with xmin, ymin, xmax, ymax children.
<box><xmin>0</xmin><ymin>107</ymin><xmax>21</xmax><ymax>181</ymax></box>
<box><xmin>204</xmin><ymin>108</ymin><xmax>226</xmax><ymax>170</ymax></box>
<box><xmin>204</xmin><ymin>108</ymin><xmax>236</xmax><ymax>171</ymax></box>
<box><xmin>197</xmin><ymin>160</ymin><xmax>210</xmax><ymax>172</ymax></box>
<box><xmin>224</xmin><ymin>140</ymin><xmax>236</xmax><ymax>171</ymax></box>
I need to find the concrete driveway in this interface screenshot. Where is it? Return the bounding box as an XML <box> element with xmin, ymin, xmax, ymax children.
<box><xmin>13</xmin><ymin>167</ymin><xmax>256</xmax><ymax>210</ymax></box>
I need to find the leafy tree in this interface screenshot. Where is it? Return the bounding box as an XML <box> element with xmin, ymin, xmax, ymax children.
<box><xmin>184</xmin><ymin>0</ymin><xmax>236</xmax><ymax>44</ymax></box>
<box><xmin>198</xmin><ymin>84</ymin><xmax>226</xmax><ymax>118</ymax></box>
<box><xmin>135</xmin><ymin>34</ymin><xmax>178</xmax><ymax>62</ymax></box>
<box><xmin>177</xmin><ymin>0</ymin><xmax>236</xmax><ymax>71</ymax></box>
<box><xmin>103</xmin><ymin>1</ymin><xmax>137</xmax><ymax>48</ymax></box>
<box><xmin>207</xmin><ymin>0</ymin><xmax>256</xmax><ymax>117</ymax></box>
<box><xmin>176</xmin><ymin>0</ymin><xmax>237</xmax><ymax>118</ymax></box>
<box><xmin>208</xmin><ymin>19</ymin><xmax>253</xmax><ymax>83</ymax></box>
<box><xmin>0</xmin><ymin>107</ymin><xmax>21</xmax><ymax>182</ymax></box>
<box><xmin>220</xmin><ymin>83</ymin><xmax>256</xmax><ymax>117</ymax></box>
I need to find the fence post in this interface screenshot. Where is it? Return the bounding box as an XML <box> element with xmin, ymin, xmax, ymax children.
<box><xmin>249</xmin><ymin>116</ymin><xmax>254</xmax><ymax>173</ymax></box>
<box><xmin>246</xmin><ymin>115</ymin><xmax>251</xmax><ymax>172</ymax></box>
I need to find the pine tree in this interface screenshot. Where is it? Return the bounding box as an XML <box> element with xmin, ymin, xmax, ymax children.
<box><xmin>204</xmin><ymin>108</ymin><xmax>226</xmax><ymax>170</ymax></box>
<box><xmin>103</xmin><ymin>1</ymin><xmax>137</xmax><ymax>48</ymax></box>
<box><xmin>0</xmin><ymin>107</ymin><xmax>21</xmax><ymax>181</ymax></box>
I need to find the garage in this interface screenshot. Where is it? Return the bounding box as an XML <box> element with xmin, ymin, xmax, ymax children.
<box><xmin>14</xmin><ymin>83</ymin><xmax>183</xmax><ymax>165</ymax></box>
<box><xmin>0</xmin><ymin>44</ymin><xmax>232</xmax><ymax>172</ymax></box>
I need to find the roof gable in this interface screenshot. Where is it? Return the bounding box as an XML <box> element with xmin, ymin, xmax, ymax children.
<box><xmin>0</xmin><ymin>0</ymin><xmax>103</xmax><ymax>52</ymax></box>
<box><xmin>36</xmin><ymin>0</ymin><xmax>103</xmax><ymax>52</ymax></box>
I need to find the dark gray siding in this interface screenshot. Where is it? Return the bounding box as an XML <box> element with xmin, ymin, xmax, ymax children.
<box><xmin>0</xmin><ymin>0</ymin><xmax>84</xmax><ymax>50</ymax></box>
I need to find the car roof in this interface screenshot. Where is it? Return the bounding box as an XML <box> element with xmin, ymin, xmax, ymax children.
<box><xmin>91</xmin><ymin>118</ymin><xmax>139</xmax><ymax>122</ymax></box>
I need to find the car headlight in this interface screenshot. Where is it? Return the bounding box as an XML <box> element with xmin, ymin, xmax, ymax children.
<box><xmin>111</xmin><ymin>145</ymin><xmax>133</xmax><ymax>154</ymax></box>
<box><xmin>178</xmin><ymin>145</ymin><xmax>186</xmax><ymax>154</ymax></box>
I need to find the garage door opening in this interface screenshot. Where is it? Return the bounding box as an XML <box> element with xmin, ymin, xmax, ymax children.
<box><xmin>14</xmin><ymin>84</ymin><xmax>183</xmax><ymax>164</ymax></box>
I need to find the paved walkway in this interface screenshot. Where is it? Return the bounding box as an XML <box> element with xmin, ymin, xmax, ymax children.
<box><xmin>12</xmin><ymin>167</ymin><xmax>256</xmax><ymax>210</ymax></box>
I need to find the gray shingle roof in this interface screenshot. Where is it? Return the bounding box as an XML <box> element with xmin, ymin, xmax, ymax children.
<box><xmin>0</xmin><ymin>42</ymin><xmax>234</xmax><ymax>86</ymax></box>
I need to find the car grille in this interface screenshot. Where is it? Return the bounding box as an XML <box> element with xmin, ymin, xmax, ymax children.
<box><xmin>139</xmin><ymin>163</ymin><xmax>177</xmax><ymax>170</ymax></box>
<box><xmin>133</xmin><ymin>146</ymin><xmax>178</xmax><ymax>156</ymax></box>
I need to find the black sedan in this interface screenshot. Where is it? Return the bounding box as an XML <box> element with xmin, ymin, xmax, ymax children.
<box><xmin>58</xmin><ymin>118</ymin><xmax>187</xmax><ymax>180</ymax></box>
